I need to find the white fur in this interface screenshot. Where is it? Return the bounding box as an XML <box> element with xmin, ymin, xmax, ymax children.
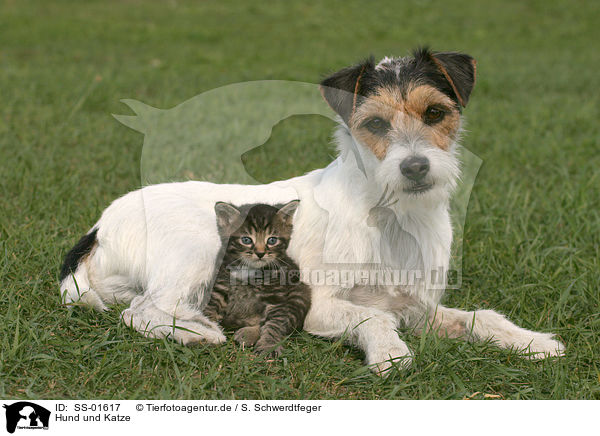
<box><xmin>60</xmin><ymin>122</ymin><xmax>564</xmax><ymax>374</ymax></box>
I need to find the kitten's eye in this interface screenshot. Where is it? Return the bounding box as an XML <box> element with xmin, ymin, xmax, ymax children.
<box><xmin>266</xmin><ymin>237</ymin><xmax>279</xmax><ymax>246</ymax></box>
<box><xmin>240</xmin><ymin>236</ymin><xmax>253</xmax><ymax>246</ymax></box>
<box><xmin>423</xmin><ymin>106</ymin><xmax>446</xmax><ymax>125</ymax></box>
<box><xmin>363</xmin><ymin>117</ymin><xmax>390</xmax><ymax>135</ymax></box>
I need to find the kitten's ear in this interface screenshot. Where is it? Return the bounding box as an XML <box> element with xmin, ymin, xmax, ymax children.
<box><xmin>214</xmin><ymin>202</ymin><xmax>241</xmax><ymax>230</ymax></box>
<box><xmin>276</xmin><ymin>200</ymin><xmax>300</xmax><ymax>225</ymax></box>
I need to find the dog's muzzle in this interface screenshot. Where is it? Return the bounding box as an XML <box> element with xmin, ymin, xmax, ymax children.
<box><xmin>401</xmin><ymin>156</ymin><xmax>432</xmax><ymax>193</ymax></box>
<box><xmin>400</xmin><ymin>156</ymin><xmax>430</xmax><ymax>181</ymax></box>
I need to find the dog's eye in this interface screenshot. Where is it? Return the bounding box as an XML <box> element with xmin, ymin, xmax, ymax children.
<box><xmin>363</xmin><ymin>117</ymin><xmax>390</xmax><ymax>135</ymax></box>
<box><xmin>423</xmin><ymin>106</ymin><xmax>446</xmax><ymax>125</ymax></box>
<box><xmin>240</xmin><ymin>236</ymin><xmax>253</xmax><ymax>246</ymax></box>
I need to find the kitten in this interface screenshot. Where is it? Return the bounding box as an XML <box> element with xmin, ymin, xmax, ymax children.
<box><xmin>204</xmin><ymin>200</ymin><xmax>311</xmax><ymax>357</ymax></box>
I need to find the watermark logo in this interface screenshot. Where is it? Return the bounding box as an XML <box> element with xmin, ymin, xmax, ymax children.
<box><xmin>225</xmin><ymin>265</ymin><xmax>458</xmax><ymax>288</ymax></box>
<box><xmin>2</xmin><ymin>402</ymin><xmax>50</xmax><ymax>433</ymax></box>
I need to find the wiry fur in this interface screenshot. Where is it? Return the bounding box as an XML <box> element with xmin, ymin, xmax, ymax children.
<box><xmin>60</xmin><ymin>49</ymin><xmax>564</xmax><ymax>374</ymax></box>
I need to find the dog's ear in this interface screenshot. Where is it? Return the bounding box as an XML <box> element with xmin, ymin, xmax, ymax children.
<box><xmin>214</xmin><ymin>202</ymin><xmax>241</xmax><ymax>231</ymax></box>
<box><xmin>320</xmin><ymin>57</ymin><xmax>375</xmax><ymax>124</ymax></box>
<box><xmin>429</xmin><ymin>51</ymin><xmax>477</xmax><ymax>107</ymax></box>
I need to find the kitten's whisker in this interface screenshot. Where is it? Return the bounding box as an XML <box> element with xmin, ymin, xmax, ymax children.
<box><xmin>279</xmin><ymin>258</ymin><xmax>292</xmax><ymax>268</ymax></box>
<box><xmin>227</xmin><ymin>258</ymin><xmax>242</xmax><ymax>268</ymax></box>
<box><xmin>271</xmin><ymin>259</ymin><xmax>287</xmax><ymax>278</ymax></box>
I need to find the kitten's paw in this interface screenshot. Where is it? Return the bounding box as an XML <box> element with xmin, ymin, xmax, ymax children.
<box><xmin>234</xmin><ymin>326</ymin><xmax>261</xmax><ymax>346</ymax></box>
<box><xmin>254</xmin><ymin>340</ymin><xmax>283</xmax><ymax>358</ymax></box>
<box><xmin>367</xmin><ymin>345</ymin><xmax>413</xmax><ymax>377</ymax></box>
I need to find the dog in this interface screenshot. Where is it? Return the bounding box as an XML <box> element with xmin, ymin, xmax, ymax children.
<box><xmin>59</xmin><ymin>48</ymin><xmax>564</xmax><ymax>375</ymax></box>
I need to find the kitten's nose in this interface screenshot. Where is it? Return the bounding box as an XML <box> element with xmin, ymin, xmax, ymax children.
<box><xmin>255</xmin><ymin>251</ymin><xmax>265</xmax><ymax>259</ymax></box>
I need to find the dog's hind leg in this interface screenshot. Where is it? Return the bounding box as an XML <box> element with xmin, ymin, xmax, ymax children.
<box><xmin>304</xmin><ymin>290</ymin><xmax>412</xmax><ymax>376</ymax></box>
<box><xmin>89</xmin><ymin>274</ymin><xmax>140</xmax><ymax>305</ymax></box>
<box><xmin>60</xmin><ymin>262</ymin><xmax>108</xmax><ymax>311</ymax></box>
<box><xmin>416</xmin><ymin>305</ymin><xmax>565</xmax><ymax>358</ymax></box>
<box><xmin>59</xmin><ymin>229</ymin><xmax>109</xmax><ymax>311</ymax></box>
<box><xmin>121</xmin><ymin>294</ymin><xmax>226</xmax><ymax>346</ymax></box>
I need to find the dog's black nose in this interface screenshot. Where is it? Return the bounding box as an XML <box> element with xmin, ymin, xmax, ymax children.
<box><xmin>400</xmin><ymin>156</ymin><xmax>430</xmax><ymax>181</ymax></box>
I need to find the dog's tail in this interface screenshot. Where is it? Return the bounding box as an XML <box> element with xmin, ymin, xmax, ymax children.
<box><xmin>59</xmin><ymin>228</ymin><xmax>98</xmax><ymax>282</ymax></box>
<box><xmin>59</xmin><ymin>228</ymin><xmax>107</xmax><ymax>310</ymax></box>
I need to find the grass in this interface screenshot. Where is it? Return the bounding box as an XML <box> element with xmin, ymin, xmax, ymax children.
<box><xmin>0</xmin><ymin>0</ymin><xmax>598</xmax><ymax>399</ymax></box>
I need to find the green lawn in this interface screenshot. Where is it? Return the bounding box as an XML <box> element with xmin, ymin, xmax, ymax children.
<box><xmin>1</xmin><ymin>0</ymin><xmax>598</xmax><ymax>399</ymax></box>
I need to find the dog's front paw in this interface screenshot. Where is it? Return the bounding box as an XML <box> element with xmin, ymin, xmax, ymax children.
<box><xmin>178</xmin><ymin>327</ymin><xmax>227</xmax><ymax>346</ymax></box>
<box><xmin>519</xmin><ymin>332</ymin><xmax>565</xmax><ymax>359</ymax></box>
<box><xmin>367</xmin><ymin>344</ymin><xmax>413</xmax><ymax>377</ymax></box>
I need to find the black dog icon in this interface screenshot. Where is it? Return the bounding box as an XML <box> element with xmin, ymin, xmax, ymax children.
<box><xmin>3</xmin><ymin>402</ymin><xmax>50</xmax><ymax>433</ymax></box>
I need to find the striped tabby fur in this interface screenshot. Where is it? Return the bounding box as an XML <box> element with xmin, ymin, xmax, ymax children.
<box><xmin>205</xmin><ymin>200</ymin><xmax>311</xmax><ymax>356</ymax></box>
